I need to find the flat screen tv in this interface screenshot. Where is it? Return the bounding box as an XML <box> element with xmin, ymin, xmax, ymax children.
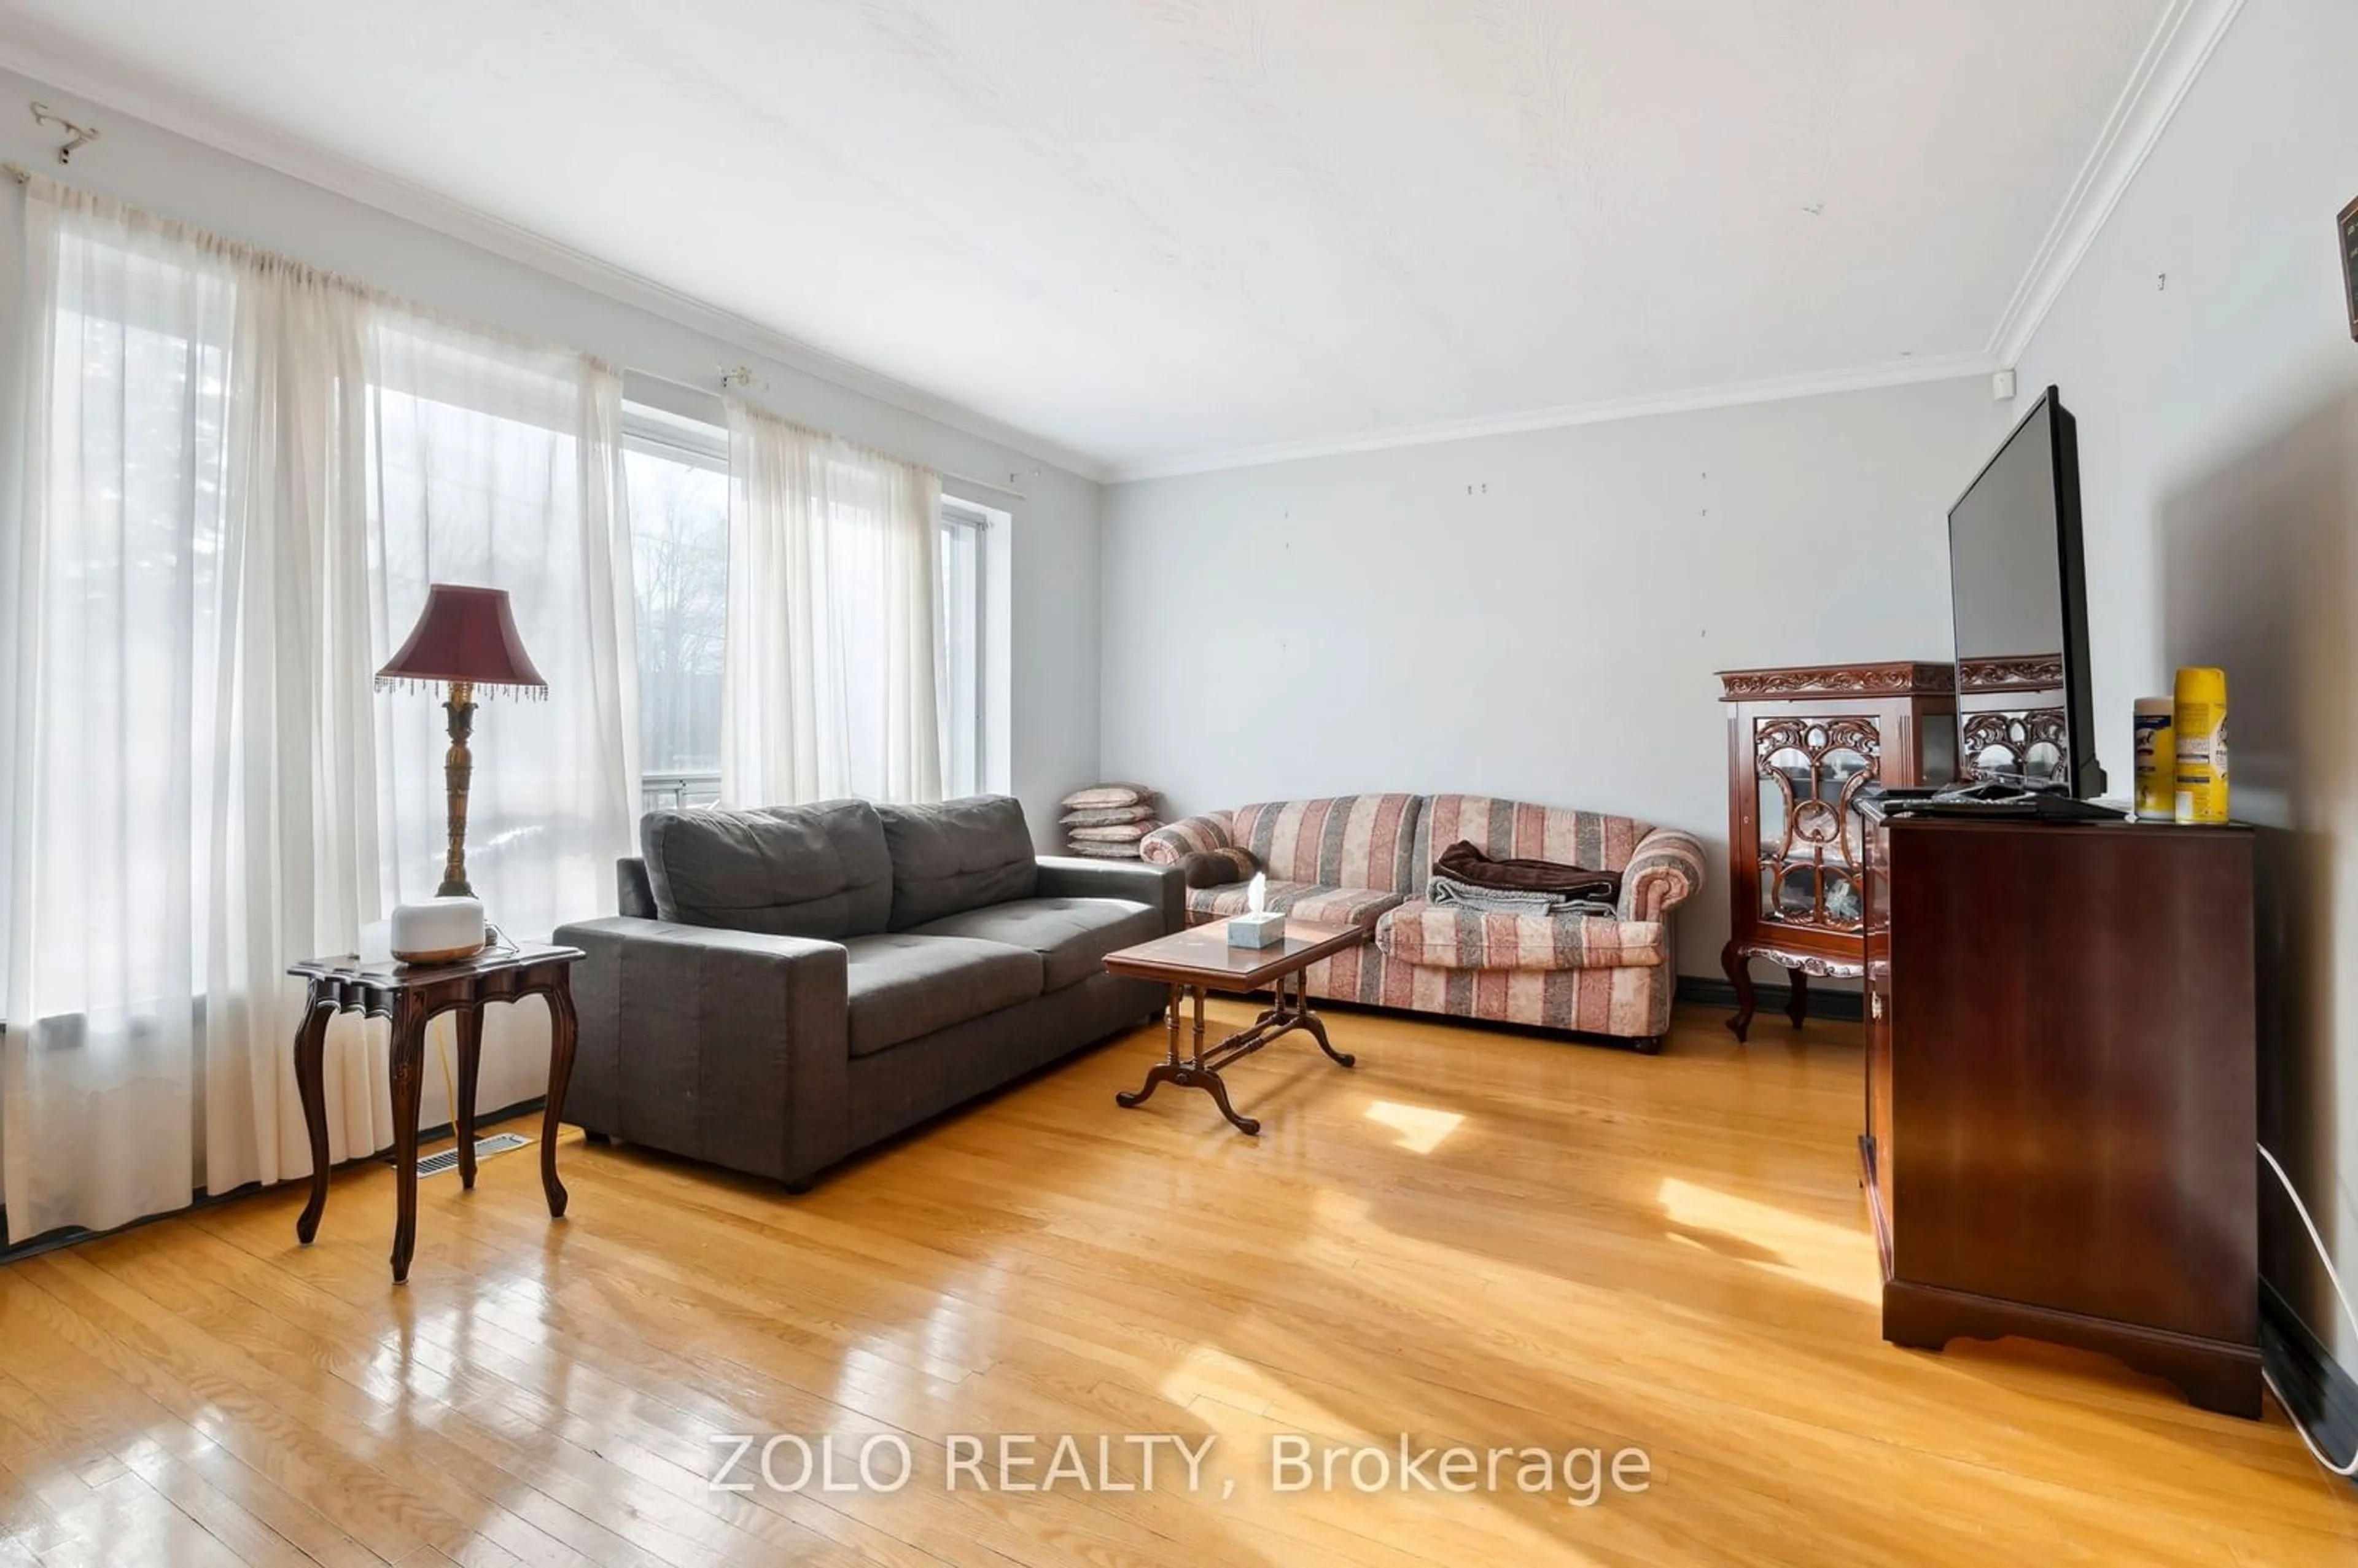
<box><xmin>1945</xmin><ymin>385</ymin><xmax>2100</xmax><ymax>797</ymax></box>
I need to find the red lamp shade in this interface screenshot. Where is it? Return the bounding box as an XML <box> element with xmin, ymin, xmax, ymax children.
<box><xmin>375</xmin><ymin>584</ymin><xmax>547</xmax><ymax>692</ymax></box>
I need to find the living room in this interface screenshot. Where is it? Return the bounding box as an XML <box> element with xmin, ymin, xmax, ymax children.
<box><xmin>0</xmin><ymin>1</ymin><xmax>2352</xmax><ymax>1563</ymax></box>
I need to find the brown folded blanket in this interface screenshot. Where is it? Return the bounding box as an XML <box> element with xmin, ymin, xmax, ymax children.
<box><xmin>1433</xmin><ymin>840</ymin><xmax>1621</xmax><ymax>901</ymax></box>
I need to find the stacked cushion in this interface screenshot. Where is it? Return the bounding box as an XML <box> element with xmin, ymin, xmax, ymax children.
<box><xmin>1058</xmin><ymin>782</ymin><xmax>1161</xmax><ymax>860</ymax></box>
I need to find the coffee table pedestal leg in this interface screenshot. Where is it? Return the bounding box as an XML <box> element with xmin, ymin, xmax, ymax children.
<box><xmin>1116</xmin><ymin>973</ymin><xmax>1354</xmax><ymax>1136</ymax></box>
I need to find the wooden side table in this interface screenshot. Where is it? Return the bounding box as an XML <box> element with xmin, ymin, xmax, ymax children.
<box><xmin>288</xmin><ymin>942</ymin><xmax>584</xmax><ymax>1282</ymax></box>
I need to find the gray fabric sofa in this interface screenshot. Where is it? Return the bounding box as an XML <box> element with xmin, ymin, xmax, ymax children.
<box><xmin>553</xmin><ymin>796</ymin><xmax>1182</xmax><ymax>1190</ymax></box>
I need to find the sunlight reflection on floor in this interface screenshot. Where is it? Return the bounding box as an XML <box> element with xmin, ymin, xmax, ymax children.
<box><xmin>1363</xmin><ymin>1098</ymin><xmax>1465</xmax><ymax>1154</ymax></box>
<box><xmin>1655</xmin><ymin>1175</ymin><xmax>1881</xmax><ymax>1306</ymax></box>
<box><xmin>1161</xmin><ymin>1343</ymin><xmax>1613</xmax><ymax>1567</ymax></box>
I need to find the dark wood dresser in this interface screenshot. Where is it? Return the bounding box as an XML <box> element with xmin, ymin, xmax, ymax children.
<box><xmin>1858</xmin><ymin>801</ymin><xmax>2260</xmax><ymax>1416</ymax></box>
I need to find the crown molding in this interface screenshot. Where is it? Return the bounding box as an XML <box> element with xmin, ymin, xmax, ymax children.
<box><xmin>0</xmin><ymin>37</ymin><xmax>1110</xmax><ymax>484</ymax></box>
<box><xmin>1987</xmin><ymin>0</ymin><xmax>2246</xmax><ymax>369</ymax></box>
<box><xmin>0</xmin><ymin>1</ymin><xmax>2247</xmax><ymax>491</ymax></box>
<box><xmin>1105</xmin><ymin>349</ymin><xmax>1996</xmax><ymax>483</ymax></box>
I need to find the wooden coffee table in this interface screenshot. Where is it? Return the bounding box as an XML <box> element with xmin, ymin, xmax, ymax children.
<box><xmin>1102</xmin><ymin>918</ymin><xmax>1368</xmax><ymax>1135</ymax></box>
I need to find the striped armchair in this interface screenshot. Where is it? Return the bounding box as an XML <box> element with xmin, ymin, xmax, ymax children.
<box><xmin>1142</xmin><ymin>793</ymin><xmax>1706</xmax><ymax>1051</ymax></box>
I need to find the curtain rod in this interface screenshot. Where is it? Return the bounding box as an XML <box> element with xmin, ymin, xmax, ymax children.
<box><xmin>6</xmin><ymin>162</ymin><xmax>1034</xmax><ymax>505</ymax></box>
<box><xmin>628</xmin><ymin>367</ymin><xmax>1032</xmax><ymax>503</ymax></box>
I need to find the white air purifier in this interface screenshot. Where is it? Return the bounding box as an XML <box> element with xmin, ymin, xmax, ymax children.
<box><xmin>390</xmin><ymin>896</ymin><xmax>488</xmax><ymax>964</ymax></box>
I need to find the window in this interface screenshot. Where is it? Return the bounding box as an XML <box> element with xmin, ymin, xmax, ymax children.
<box><xmin>623</xmin><ymin>404</ymin><xmax>729</xmax><ymax>811</ymax></box>
<box><xmin>939</xmin><ymin>499</ymin><xmax>989</xmax><ymax>799</ymax></box>
<box><xmin>623</xmin><ymin>397</ymin><xmax>993</xmax><ymax>808</ymax></box>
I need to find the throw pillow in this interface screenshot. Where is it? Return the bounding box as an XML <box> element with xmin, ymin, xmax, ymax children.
<box><xmin>1061</xmin><ymin>782</ymin><xmax>1154</xmax><ymax>810</ymax></box>
<box><xmin>1067</xmin><ymin>839</ymin><xmax>1145</xmax><ymax>859</ymax></box>
<box><xmin>1060</xmin><ymin>804</ymin><xmax>1156</xmax><ymax>827</ymax></box>
<box><xmin>1068</xmin><ymin>821</ymin><xmax>1156</xmax><ymax>843</ymax></box>
<box><xmin>1179</xmin><ymin>847</ymin><xmax>1257</xmax><ymax>888</ymax></box>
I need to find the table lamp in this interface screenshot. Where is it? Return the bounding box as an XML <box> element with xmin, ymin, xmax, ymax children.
<box><xmin>375</xmin><ymin>584</ymin><xmax>547</xmax><ymax>960</ymax></box>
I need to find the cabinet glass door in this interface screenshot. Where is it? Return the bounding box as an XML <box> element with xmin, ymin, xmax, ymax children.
<box><xmin>1755</xmin><ymin>716</ymin><xmax>1880</xmax><ymax>932</ymax></box>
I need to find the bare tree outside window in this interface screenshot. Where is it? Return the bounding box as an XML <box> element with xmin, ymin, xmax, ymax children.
<box><xmin>624</xmin><ymin>443</ymin><xmax>728</xmax><ymax>802</ymax></box>
<box><xmin>622</xmin><ymin>404</ymin><xmax>987</xmax><ymax>810</ymax></box>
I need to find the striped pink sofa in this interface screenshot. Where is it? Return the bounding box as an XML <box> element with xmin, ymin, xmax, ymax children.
<box><xmin>1140</xmin><ymin>794</ymin><xmax>1706</xmax><ymax>1052</ymax></box>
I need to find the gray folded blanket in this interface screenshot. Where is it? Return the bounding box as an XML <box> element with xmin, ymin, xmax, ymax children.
<box><xmin>1428</xmin><ymin>875</ymin><xmax>1617</xmax><ymax>918</ymax></box>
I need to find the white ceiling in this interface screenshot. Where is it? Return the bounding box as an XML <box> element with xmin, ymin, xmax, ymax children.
<box><xmin>2</xmin><ymin>0</ymin><xmax>2183</xmax><ymax>479</ymax></box>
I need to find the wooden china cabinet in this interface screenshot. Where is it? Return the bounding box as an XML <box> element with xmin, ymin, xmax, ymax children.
<box><xmin>1715</xmin><ymin>662</ymin><xmax>1956</xmax><ymax>1041</ymax></box>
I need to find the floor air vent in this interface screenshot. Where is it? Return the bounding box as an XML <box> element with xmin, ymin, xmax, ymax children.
<box><xmin>411</xmin><ymin>1132</ymin><xmax>532</xmax><ymax>1178</ymax></box>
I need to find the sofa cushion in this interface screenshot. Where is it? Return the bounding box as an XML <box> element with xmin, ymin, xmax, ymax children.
<box><xmin>908</xmin><ymin>896</ymin><xmax>1165</xmax><ymax>992</ymax></box>
<box><xmin>840</xmin><ymin>934</ymin><xmax>1043</xmax><ymax>1058</ymax></box>
<box><xmin>1186</xmin><ymin>879</ymin><xmax>1407</xmax><ymax>930</ymax></box>
<box><xmin>640</xmin><ymin>801</ymin><xmax>891</xmax><ymax>938</ymax></box>
<box><xmin>1374</xmin><ymin>900</ymin><xmax>1665</xmax><ymax>971</ymax></box>
<box><xmin>876</xmin><ymin>796</ymin><xmax>1041</xmax><ymax>929</ymax></box>
<box><xmin>1232</xmin><ymin>795</ymin><xmax>1422</xmax><ymax>891</ymax></box>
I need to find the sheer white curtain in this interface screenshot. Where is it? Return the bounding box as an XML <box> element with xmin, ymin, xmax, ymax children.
<box><xmin>367</xmin><ymin>319</ymin><xmax>640</xmax><ymax>1131</ymax></box>
<box><xmin>1</xmin><ymin>177</ymin><xmax>636</xmax><ymax>1240</ymax></box>
<box><xmin>720</xmin><ymin>398</ymin><xmax>946</xmax><ymax>805</ymax></box>
<box><xmin>200</xmin><ymin>255</ymin><xmax>380</xmax><ymax>1209</ymax></box>
<box><xmin>4</xmin><ymin>182</ymin><xmax>235</xmax><ymax>1237</ymax></box>
<box><xmin>366</xmin><ymin>316</ymin><xmax>639</xmax><ymax>937</ymax></box>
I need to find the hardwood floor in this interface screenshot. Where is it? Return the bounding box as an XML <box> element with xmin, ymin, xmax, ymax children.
<box><xmin>0</xmin><ymin>1001</ymin><xmax>2350</xmax><ymax>1566</ymax></box>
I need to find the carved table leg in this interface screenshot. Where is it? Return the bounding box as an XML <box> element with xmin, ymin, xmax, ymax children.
<box><xmin>1116</xmin><ymin>984</ymin><xmax>1185</xmax><ymax>1110</ymax></box>
<box><xmin>1721</xmin><ymin>941</ymin><xmax>1756</xmax><ymax>1042</ymax></box>
<box><xmin>1118</xmin><ymin>1061</ymin><xmax>1181</xmax><ymax>1111</ymax></box>
<box><xmin>543</xmin><ymin>982</ymin><xmax>578</xmax><ymax>1220</ymax></box>
<box><xmin>1193</xmin><ymin>1067</ymin><xmax>1261</xmax><ymax>1137</ymax></box>
<box><xmin>1115</xmin><ymin>984</ymin><xmax>1261</xmax><ymax>1133</ymax></box>
<box><xmin>1183</xmin><ymin>980</ymin><xmax>1261</xmax><ymax>1136</ymax></box>
<box><xmin>453</xmin><ymin>1004</ymin><xmax>484</xmax><ymax>1190</ymax></box>
<box><xmin>1293</xmin><ymin>973</ymin><xmax>1354</xmax><ymax>1068</ymax></box>
<box><xmin>388</xmin><ymin>995</ymin><xmax>427</xmax><ymax>1283</ymax></box>
<box><xmin>1785</xmin><ymin>968</ymin><xmax>1810</xmax><ymax>1030</ymax></box>
<box><xmin>293</xmin><ymin>983</ymin><xmax>335</xmax><ymax>1246</ymax></box>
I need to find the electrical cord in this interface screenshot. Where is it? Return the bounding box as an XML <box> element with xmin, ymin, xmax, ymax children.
<box><xmin>2257</xmin><ymin>1141</ymin><xmax>2358</xmax><ymax>1476</ymax></box>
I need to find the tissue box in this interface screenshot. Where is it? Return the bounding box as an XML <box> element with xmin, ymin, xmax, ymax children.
<box><xmin>1228</xmin><ymin>911</ymin><xmax>1287</xmax><ymax>949</ymax></box>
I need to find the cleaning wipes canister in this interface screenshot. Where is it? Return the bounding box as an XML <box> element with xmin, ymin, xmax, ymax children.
<box><xmin>2173</xmin><ymin>667</ymin><xmax>2229</xmax><ymax>825</ymax></box>
<box><xmin>2133</xmin><ymin>697</ymin><xmax>2174</xmax><ymax>820</ymax></box>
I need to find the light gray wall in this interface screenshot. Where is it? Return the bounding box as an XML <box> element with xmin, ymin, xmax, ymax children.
<box><xmin>2008</xmin><ymin>0</ymin><xmax>2358</xmax><ymax>1373</ymax></box>
<box><xmin>1100</xmin><ymin>376</ymin><xmax>2007</xmax><ymax>974</ymax></box>
<box><xmin>0</xmin><ymin>66</ymin><xmax>1105</xmax><ymax>852</ymax></box>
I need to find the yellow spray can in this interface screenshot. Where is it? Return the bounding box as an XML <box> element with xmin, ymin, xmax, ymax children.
<box><xmin>2132</xmin><ymin>697</ymin><xmax>2174</xmax><ymax>820</ymax></box>
<box><xmin>2173</xmin><ymin>667</ymin><xmax>2229</xmax><ymax>825</ymax></box>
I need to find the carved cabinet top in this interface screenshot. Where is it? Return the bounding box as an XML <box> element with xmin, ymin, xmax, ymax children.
<box><xmin>1958</xmin><ymin>653</ymin><xmax>2066</xmax><ymax>692</ymax></box>
<box><xmin>1718</xmin><ymin>661</ymin><xmax>1956</xmax><ymax>701</ymax></box>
